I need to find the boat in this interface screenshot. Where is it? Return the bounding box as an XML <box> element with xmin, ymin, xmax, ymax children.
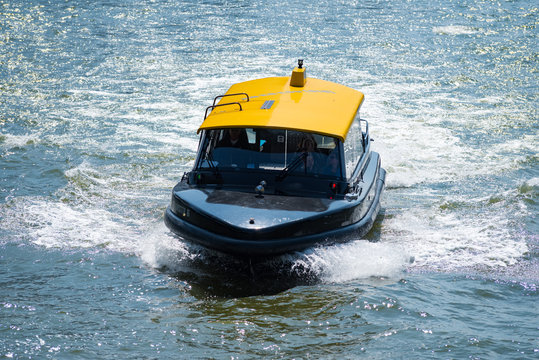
<box><xmin>165</xmin><ymin>60</ymin><xmax>386</xmax><ymax>257</ymax></box>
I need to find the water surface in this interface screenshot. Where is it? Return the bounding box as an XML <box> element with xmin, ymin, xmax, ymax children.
<box><xmin>1</xmin><ymin>0</ymin><xmax>537</xmax><ymax>358</ymax></box>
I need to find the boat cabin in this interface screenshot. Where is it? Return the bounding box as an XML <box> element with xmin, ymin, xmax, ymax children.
<box><xmin>187</xmin><ymin>67</ymin><xmax>371</xmax><ymax>200</ymax></box>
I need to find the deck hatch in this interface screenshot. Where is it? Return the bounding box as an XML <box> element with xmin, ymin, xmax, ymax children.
<box><xmin>261</xmin><ymin>100</ymin><xmax>275</xmax><ymax>110</ymax></box>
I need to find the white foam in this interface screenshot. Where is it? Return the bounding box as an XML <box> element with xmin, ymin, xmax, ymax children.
<box><xmin>383</xmin><ymin>208</ymin><xmax>529</xmax><ymax>271</ymax></box>
<box><xmin>62</xmin><ymin>160</ymin><xmax>177</xmax><ymax>204</ymax></box>
<box><xmin>358</xmin><ymin>77</ymin><xmax>533</xmax><ymax>273</ymax></box>
<box><xmin>288</xmin><ymin>241</ymin><xmax>410</xmax><ymax>283</ymax></box>
<box><xmin>135</xmin><ymin>226</ymin><xmax>410</xmax><ymax>283</ymax></box>
<box><xmin>64</xmin><ymin>160</ymin><xmax>113</xmax><ymax>186</ymax></box>
<box><xmin>362</xmin><ymin>77</ymin><xmax>537</xmax><ymax>190</ymax></box>
<box><xmin>1</xmin><ymin>198</ymin><xmax>140</xmax><ymax>251</ymax></box>
<box><xmin>526</xmin><ymin>177</ymin><xmax>539</xmax><ymax>187</ymax></box>
<box><xmin>137</xmin><ymin>223</ymin><xmax>196</xmax><ymax>270</ymax></box>
<box><xmin>131</xmin><ymin>101</ymin><xmax>182</xmax><ymax>111</ymax></box>
<box><xmin>69</xmin><ymin>89</ymin><xmax>128</xmax><ymax>98</ymax></box>
<box><xmin>373</xmin><ymin>124</ymin><xmax>463</xmax><ymax>188</ymax></box>
<box><xmin>433</xmin><ymin>25</ymin><xmax>478</xmax><ymax>35</ymax></box>
<box><xmin>0</xmin><ymin>134</ymin><xmax>39</xmax><ymax>149</ymax></box>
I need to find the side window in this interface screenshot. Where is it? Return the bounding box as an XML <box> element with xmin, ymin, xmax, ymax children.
<box><xmin>343</xmin><ymin>111</ymin><xmax>364</xmax><ymax>178</ymax></box>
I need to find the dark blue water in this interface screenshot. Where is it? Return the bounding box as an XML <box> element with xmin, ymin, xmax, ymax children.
<box><xmin>1</xmin><ymin>0</ymin><xmax>537</xmax><ymax>358</ymax></box>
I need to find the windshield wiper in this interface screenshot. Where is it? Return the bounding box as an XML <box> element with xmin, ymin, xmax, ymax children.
<box><xmin>205</xmin><ymin>151</ymin><xmax>221</xmax><ymax>178</ymax></box>
<box><xmin>276</xmin><ymin>152</ymin><xmax>307</xmax><ymax>181</ymax></box>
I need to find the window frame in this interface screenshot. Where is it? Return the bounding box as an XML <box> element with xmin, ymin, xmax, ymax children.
<box><xmin>343</xmin><ymin>108</ymin><xmax>365</xmax><ymax>180</ymax></box>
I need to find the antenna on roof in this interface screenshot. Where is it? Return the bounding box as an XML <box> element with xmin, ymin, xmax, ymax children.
<box><xmin>291</xmin><ymin>59</ymin><xmax>307</xmax><ymax>87</ymax></box>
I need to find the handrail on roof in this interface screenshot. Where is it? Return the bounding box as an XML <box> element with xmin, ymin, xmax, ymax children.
<box><xmin>204</xmin><ymin>102</ymin><xmax>243</xmax><ymax>120</ymax></box>
<box><xmin>212</xmin><ymin>93</ymin><xmax>250</xmax><ymax>107</ymax></box>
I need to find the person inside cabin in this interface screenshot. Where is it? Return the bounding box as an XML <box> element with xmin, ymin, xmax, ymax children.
<box><xmin>213</xmin><ymin>128</ymin><xmax>250</xmax><ymax>167</ymax></box>
<box><xmin>297</xmin><ymin>134</ymin><xmax>320</xmax><ymax>173</ymax></box>
<box><xmin>323</xmin><ymin>150</ymin><xmax>341</xmax><ymax>177</ymax></box>
<box><xmin>216</xmin><ymin>128</ymin><xmax>249</xmax><ymax>149</ymax></box>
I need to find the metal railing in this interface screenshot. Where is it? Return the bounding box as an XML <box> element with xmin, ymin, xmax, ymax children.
<box><xmin>212</xmin><ymin>92</ymin><xmax>250</xmax><ymax>106</ymax></box>
<box><xmin>204</xmin><ymin>102</ymin><xmax>243</xmax><ymax>120</ymax></box>
<box><xmin>203</xmin><ymin>92</ymin><xmax>250</xmax><ymax>120</ymax></box>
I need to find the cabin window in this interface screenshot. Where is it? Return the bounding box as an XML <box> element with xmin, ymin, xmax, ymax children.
<box><xmin>343</xmin><ymin>111</ymin><xmax>364</xmax><ymax>179</ymax></box>
<box><xmin>197</xmin><ymin>128</ymin><xmax>342</xmax><ymax>178</ymax></box>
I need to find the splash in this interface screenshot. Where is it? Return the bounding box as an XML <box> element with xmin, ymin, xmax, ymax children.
<box><xmin>136</xmin><ymin>222</ymin><xmax>410</xmax><ymax>285</ymax></box>
<box><xmin>137</xmin><ymin>222</ymin><xmax>199</xmax><ymax>271</ymax></box>
<box><xmin>287</xmin><ymin>241</ymin><xmax>411</xmax><ymax>283</ymax></box>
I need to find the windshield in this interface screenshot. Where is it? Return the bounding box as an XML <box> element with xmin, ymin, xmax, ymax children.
<box><xmin>196</xmin><ymin>128</ymin><xmax>343</xmax><ymax>178</ymax></box>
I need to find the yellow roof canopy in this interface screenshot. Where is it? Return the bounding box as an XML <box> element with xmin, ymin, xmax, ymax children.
<box><xmin>197</xmin><ymin>76</ymin><xmax>364</xmax><ymax>142</ymax></box>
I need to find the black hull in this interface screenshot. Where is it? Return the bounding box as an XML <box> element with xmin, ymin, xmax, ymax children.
<box><xmin>165</xmin><ymin>167</ymin><xmax>386</xmax><ymax>257</ymax></box>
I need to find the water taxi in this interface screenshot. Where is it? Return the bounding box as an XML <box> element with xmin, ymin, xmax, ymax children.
<box><xmin>165</xmin><ymin>60</ymin><xmax>386</xmax><ymax>257</ymax></box>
